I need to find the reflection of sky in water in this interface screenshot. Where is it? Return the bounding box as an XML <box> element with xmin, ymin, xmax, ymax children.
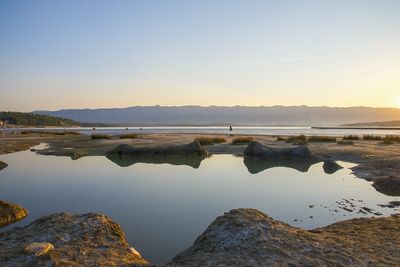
<box><xmin>0</xmin><ymin>148</ymin><xmax>399</xmax><ymax>264</ymax></box>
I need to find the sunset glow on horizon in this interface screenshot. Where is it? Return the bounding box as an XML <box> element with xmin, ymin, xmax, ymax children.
<box><xmin>0</xmin><ymin>0</ymin><xmax>399</xmax><ymax>111</ymax></box>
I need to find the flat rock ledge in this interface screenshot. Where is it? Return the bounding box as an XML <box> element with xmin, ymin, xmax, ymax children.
<box><xmin>169</xmin><ymin>208</ymin><xmax>400</xmax><ymax>266</ymax></box>
<box><xmin>0</xmin><ymin>212</ymin><xmax>148</xmax><ymax>267</ymax></box>
<box><xmin>0</xmin><ymin>200</ymin><xmax>28</xmax><ymax>227</ymax></box>
<box><xmin>0</xmin><ymin>160</ymin><xmax>7</xmax><ymax>171</ymax></box>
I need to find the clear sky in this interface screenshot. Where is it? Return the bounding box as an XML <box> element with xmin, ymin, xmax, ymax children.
<box><xmin>1</xmin><ymin>0</ymin><xmax>399</xmax><ymax>111</ymax></box>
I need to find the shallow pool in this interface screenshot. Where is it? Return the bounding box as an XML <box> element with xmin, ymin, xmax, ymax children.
<box><xmin>0</xmin><ymin>146</ymin><xmax>399</xmax><ymax>263</ymax></box>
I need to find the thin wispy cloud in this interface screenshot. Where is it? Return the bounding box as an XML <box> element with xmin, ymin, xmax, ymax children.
<box><xmin>262</xmin><ymin>57</ymin><xmax>328</xmax><ymax>63</ymax></box>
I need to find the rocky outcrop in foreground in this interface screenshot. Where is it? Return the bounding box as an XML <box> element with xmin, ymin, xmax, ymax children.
<box><xmin>169</xmin><ymin>209</ymin><xmax>400</xmax><ymax>266</ymax></box>
<box><xmin>0</xmin><ymin>160</ymin><xmax>7</xmax><ymax>171</ymax></box>
<box><xmin>107</xmin><ymin>140</ymin><xmax>207</xmax><ymax>157</ymax></box>
<box><xmin>0</xmin><ymin>200</ymin><xmax>28</xmax><ymax>227</ymax></box>
<box><xmin>0</xmin><ymin>212</ymin><xmax>148</xmax><ymax>266</ymax></box>
<box><xmin>244</xmin><ymin>141</ymin><xmax>342</xmax><ymax>174</ymax></box>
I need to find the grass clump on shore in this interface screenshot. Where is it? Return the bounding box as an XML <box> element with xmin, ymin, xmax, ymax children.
<box><xmin>195</xmin><ymin>136</ymin><xmax>226</xmax><ymax>146</ymax></box>
<box><xmin>307</xmin><ymin>136</ymin><xmax>337</xmax><ymax>142</ymax></box>
<box><xmin>276</xmin><ymin>136</ymin><xmax>286</xmax><ymax>141</ymax></box>
<box><xmin>381</xmin><ymin>135</ymin><xmax>400</xmax><ymax>144</ymax></box>
<box><xmin>91</xmin><ymin>134</ymin><xmax>111</xmax><ymax>140</ymax></box>
<box><xmin>231</xmin><ymin>136</ymin><xmax>253</xmax><ymax>145</ymax></box>
<box><xmin>337</xmin><ymin>140</ymin><xmax>354</xmax><ymax>145</ymax></box>
<box><xmin>285</xmin><ymin>135</ymin><xmax>307</xmax><ymax>143</ymax></box>
<box><xmin>343</xmin><ymin>135</ymin><xmax>360</xmax><ymax>140</ymax></box>
<box><xmin>363</xmin><ymin>135</ymin><xmax>383</xmax><ymax>141</ymax></box>
<box><xmin>119</xmin><ymin>134</ymin><xmax>138</xmax><ymax>139</ymax></box>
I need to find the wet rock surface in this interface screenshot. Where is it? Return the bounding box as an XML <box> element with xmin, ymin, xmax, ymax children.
<box><xmin>0</xmin><ymin>200</ymin><xmax>28</xmax><ymax>227</ymax></box>
<box><xmin>244</xmin><ymin>141</ymin><xmax>322</xmax><ymax>161</ymax></box>
<box><xmin>323</xmin><ymin>159</ymin><xmax>343</xmax><ymax>174</ymax></box>
<box><xmin>0</xmin><ymin>160</ymin><xmax>7</xmax><ymax>171</ymax></box>
<box><xmin>0</xmin><ymin>212</ymin><xmax>148</xmax><ymax>266</ymax></box>
<box><xmin>169</xmin><ymin>208</ymin><xmax>400</xmax><ymax>266</ymax></box>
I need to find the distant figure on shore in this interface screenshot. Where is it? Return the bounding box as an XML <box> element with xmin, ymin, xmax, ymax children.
<box><xmin>92</xmin><ymin>127</ymin><xmax>96</xmax><ymax>131</ymax></box>
<box><xmin>126</xmin><ymin>127</ymin><xmax>128</xmax><ymax>130</ymax></box>
<box><xmin>229</xmin><ymin>125</ymin><xmax>233</xmax><ymax>131</ymax></box>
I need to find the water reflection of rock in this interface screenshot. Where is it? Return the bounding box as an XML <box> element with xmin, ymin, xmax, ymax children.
<box><xmin>106</xmin><ymin>154</ymin><xmax>207</xmax><ymax>169</ymax></box>
<box><xmin>243</xmin><ymin>157</ymin><xmax>317</xmax><ymax>173</ymax></box>
<box><xmin>243</xmin><ymin>141</ymin><xmax>342</xmax><ymax>174</ymax></box>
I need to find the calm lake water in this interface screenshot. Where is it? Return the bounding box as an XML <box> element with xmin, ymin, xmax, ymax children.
<box><xmin>3</xmin><ymin>126</ymin><xmax>400</xmax><ymax>136</ymax></box>
<box><xmin>0</xmin><ymin>146</ymin><xmax>399</xmax><ymax>263</ymax></box>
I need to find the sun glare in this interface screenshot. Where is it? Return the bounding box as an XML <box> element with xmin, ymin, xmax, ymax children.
<box><xmin>396</xmin><ymin>96</ymin><xmax>400</xmax><ymax>108</ymax></box>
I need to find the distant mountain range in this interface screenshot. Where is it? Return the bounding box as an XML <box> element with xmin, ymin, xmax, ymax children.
<box><xmin>343</xmin><ymin>120</ymin><xmax>400</xmax><ymax>127</ymax></box>
<box><xmin>33</xmin><ymin>106</ymin><xmax>400</xmax><ymax>126</ymax></box>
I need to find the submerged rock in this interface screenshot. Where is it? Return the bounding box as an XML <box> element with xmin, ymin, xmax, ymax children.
<box><xmin>323</xmin><ymin>159</ymin><xmax>343</xmax><ymax>174</ymax></box>
<box><xmin>0</xmin><ymin>212</ymin><xmax>148</xmax><ymax>266</ymax></box>
<box><xmin>0</xmin><ymin>160</ymin><xmax>7</xmax><ymax>171</ymax></box>
<box><xmin>169</xmin><ymin>208</ymin><xmax>400</xmax><ymax>266</ymax></box>
<box><xmin>0</xmin><ymin>200</ymin><xmax>28</xmax><ymax>227</ymax></box>
<box><xmin>244</xmin><ymin>141</ymin><xmax>322</xmax><ymax>161</ymax></box>
<box><xmin>107</xmin><ymin>140</ymin><xmax>207</xmax><ymax>157</ymax></box>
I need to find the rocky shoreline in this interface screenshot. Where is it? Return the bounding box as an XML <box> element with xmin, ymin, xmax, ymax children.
<box><xmin>1</xmin><ymin>208</ymin><xmax>399</xmax><ymax>266</ymax></box>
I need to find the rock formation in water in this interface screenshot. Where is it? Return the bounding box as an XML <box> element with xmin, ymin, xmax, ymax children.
<box><xmin>322</xmin><ymin>159</ymin><xmax>343</xmax><ymax>174</ymax></box>
<box><xmin>107</xmin><ymin>140</ymin><xmax>207</xmax><ymax>157</ymax></box>
<box><xmin>0</xmin><ymin>160</ymin><xmax>7</xmax><ymax>171</ymax></box>
<box><xmin>244</xmin><ymin>141</ymin><xmax>321</xmax><ymax>161</ymax></box>
<box><xmin>0</xmin><ymin>200</ymin><xmax>28</xmax><ymax>227</ymax></box>
<box><xmin>169</xmin><ymin>208</ymin><xmax>400</xmax><ymax>266</ymax></box>
<box><xmin>0</xmin><ymin>212</ymin><xmax>148</xmax><ymax>266</ymax></box>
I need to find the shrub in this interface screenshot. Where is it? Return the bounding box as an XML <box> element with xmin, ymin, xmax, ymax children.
<box><xmin>231</xmin><ymin>136</ymin><xmax>253</xmax><ymax>145</ymax></box>
<box><xmin>363</xmin><ymin>135</ymin><xmax>382</xmax><ymax>141</ymax></box>
<box><xmin>276</xmin><ymin>136</ymin><xmax>286</xmax><ymax>141</ymax></box>
<box><xmin>343</xmin><ymin>135</ymin><xmax>360</xmax><ymax>140</ymax></box>
<box><xmin>195</xmin><ymin>136</ymin><xmax>226</xmax><ymax>146</ymax></box>
<box><xmin>285</xmin><ymin>135</ymin><xmax>307</xmax><ymax>143</ymax></box>
<box><xmin>382</xmin><ymin>135</ymin><xmax>400</xmax><ymax>143</ymax></box>
<box><xmin>20</xmin><ymin>130</ymin><xmax>80</xmax><ymax>135</ymax></box>
<box><xmin>91</xmin><ymin>134</ymin><xmax>111</xmax><ymax>140</ymax></box>
<box><xmin>307</xmin><ymin>136</ymin><xmax>337</xmax><ymax>142</ymax></box>
<box><xmin>119</xmin><ymin>134</ymin><xmax>138</xmax><ymax>139</ymax></box>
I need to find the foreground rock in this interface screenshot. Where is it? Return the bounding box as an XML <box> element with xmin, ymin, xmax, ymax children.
<box><xmin>0</xmin><ymin>212</ymin><xmax>148</xmax><ymax>266</ymax></box>
<box><xmin>107</xmin><ymin>140</ymin><xmax>207</xmax><ymax>157</ymax></box>
<box><xmin>0</xmin><ymin>160</ymin><xmax>7</xmax><ymax>171</ymax></box>
<box><xmin>170</xmin><ymin>208</ymin><xmax>400</xmax><ymax>266</ymax></box>
<box><xmin>0</xmin><ymin>200</ymin><xmax>28</xmax><ymax>227</ymax></box>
